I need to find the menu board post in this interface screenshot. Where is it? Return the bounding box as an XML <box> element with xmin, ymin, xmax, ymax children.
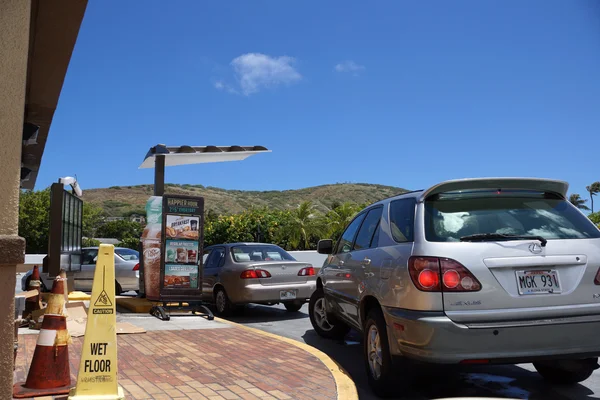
<box><xmin>149</xmin><ymin>194</ymin><xmax>214</xmax><ymax>321</ymax></box>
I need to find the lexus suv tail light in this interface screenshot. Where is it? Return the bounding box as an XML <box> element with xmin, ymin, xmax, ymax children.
<box><xmin>594</xmin><ymin>267</ymin><xmax>600</xmax><ymax>285</ymax></box>
<box><xmin>408</xmin><ymin>256</ymin><xmax>481</xmax><ymax>292</ymax></box>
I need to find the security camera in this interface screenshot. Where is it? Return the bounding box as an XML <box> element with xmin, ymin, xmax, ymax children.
<box><xmin>71</xmin><ymin>181</ymin><xmax>83</xmax><ymax>197</ymax></box>
<box><xmin>59</xmin><ymin>176</ymin><xmax>83</xmax><ymax>197</ymax></box>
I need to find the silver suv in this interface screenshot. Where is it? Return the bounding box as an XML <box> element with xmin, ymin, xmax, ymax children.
<box><xmin>309</xmin><ymin>178</ymin><xmax>600</xmax><ymax>397</ymax></box>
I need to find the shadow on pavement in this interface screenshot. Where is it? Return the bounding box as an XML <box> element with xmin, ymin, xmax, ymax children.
<box><xmin>219</xmin><ymin>304</ymin><xmax>311</xmax><ymax>324</ymax></box>
<box><xmin>210</xmin><ymin>303</ymin><xmax>597</xmax><ymax>400</ymax></box>
<box><xmin>302</xmin><ymin>329</ymin><xmax>596</xmax><ymax>400</ymax></box>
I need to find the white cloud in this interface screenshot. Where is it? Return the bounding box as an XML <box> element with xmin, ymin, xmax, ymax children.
<box><xmin>334</xmin><ymin>60</ymin><xmax>366</xmax><ymax>75</ymax></box>
<box><xmin>214</xmin><ymin>80</ymin><xmax>239</xmax><ymax>94</ymax></box>
<box><xmin>219</xmin><ymin>53</ymin><xmax>302</xmax><ymax>96</ymax></box>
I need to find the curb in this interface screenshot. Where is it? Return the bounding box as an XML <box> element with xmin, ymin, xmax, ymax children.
<box><xmin>215</xmin><ymin>317</ymin><xmax>359</xmax><ymax>400</ymax></box>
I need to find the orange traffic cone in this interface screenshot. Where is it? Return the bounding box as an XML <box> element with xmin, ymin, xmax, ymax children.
<box><xmin>22</xmin><ymin>266</ymin><xmax>42</xmax><ymax>319</ymax></box>
<box><xmin>59</xmin><ymin>269</ymin><xmax>70</xmax><ymax>303</ymax></box>
<box><xmin>13</xmin><ymin>276</ymin><xmax>73</xmax><ymax>398</ymax></box>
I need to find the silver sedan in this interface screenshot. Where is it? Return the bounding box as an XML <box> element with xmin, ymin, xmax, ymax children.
<box><xmin>21</xmin><ymin>247</ymin><xmax>140</xmax><ymax>295</ymax></box>
<box><xmin>202</xmin><ymin>243</ymin><xmax>317</xmax><ymax>316</ymax></box>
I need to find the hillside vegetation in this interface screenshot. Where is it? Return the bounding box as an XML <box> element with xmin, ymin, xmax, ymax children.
<box><xmin>81</xmin><ymin>183</ymin><xmax>408</xmax><ymax>217</ymax></box>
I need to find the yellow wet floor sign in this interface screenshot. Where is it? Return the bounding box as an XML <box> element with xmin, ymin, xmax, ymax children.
<box><xmin>69</xmin><ymin>244</ymin><xmax>124</xmax><ymax>400</ymax></box>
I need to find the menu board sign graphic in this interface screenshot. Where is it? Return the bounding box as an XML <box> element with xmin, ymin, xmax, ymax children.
<box><xmin>164</xmin><ymin>264</ymin><xmax>198</xmax><ymax>289</ymax></box>
<box><xmin>165</xmin><ymin>215</ymin><xmax>200</xmax><ymax>240</ymax></box>
<box><xmin>166</xmin><ymin>240</ymin><xmax>198</xmax><ymax>264</ymax></box>
<box><xmin>159</xmin><ymin>195</ymin><xmax>204</xmax><ymax>300</ymax></box>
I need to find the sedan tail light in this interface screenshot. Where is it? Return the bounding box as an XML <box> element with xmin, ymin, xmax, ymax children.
<box><xmin>408</xmin><ymin>256</ymin><xmax>481</xmax><ymax>292</ymax></box>
<box><xmin>240</xmin><ymin>269</ymin><xmax>272</xmax><ymax>279</ymax></box>
<box><xmin>594</xmin><ymin>267</ymin><xmax>600</xmax><ymax>285</ymax></box>
<box><xmin>298</xmin><ymin>266</ymin><xmax>315</xmax><ymax>276</ymax></box>
<box><xmin>133</xmin><ymin>263</ymin><xmax>139</xmax><ymax>271</ymax></box>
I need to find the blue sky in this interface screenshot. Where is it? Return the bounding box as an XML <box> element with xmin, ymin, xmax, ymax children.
<box><xmin>39</xmin><ymin>0</ymin><xmax>600</xmax><ymax>202</ymax></box>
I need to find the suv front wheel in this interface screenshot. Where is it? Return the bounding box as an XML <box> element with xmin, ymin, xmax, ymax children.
<box><xmin>308</xmin><ymin>288</ymin><xmax>350</xmax><ymax>339</ymax></box>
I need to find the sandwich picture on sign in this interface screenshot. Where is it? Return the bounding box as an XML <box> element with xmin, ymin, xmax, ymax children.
<box><xmin>165</xmin><ymin>215</ymin><xmax>199</xmax><ymax>240</ymax></box>
<box><xmin>164</xmin><ymin>264</ymin><xmax>199</xmax><ymax>289</ymax></box>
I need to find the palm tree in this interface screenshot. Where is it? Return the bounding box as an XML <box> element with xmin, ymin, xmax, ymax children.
<box><xmin>284</xmin><ymin>201</ymin><xmax>324</xmax><ymax>250</ymax></box>
<box><xmin>324</xmin><ymin>202</ymin><xmax>360</xmax><ymax>240</ymax></box>
<box><xmin>569</xmin><ymin>194</ymin><xmax>590</xmax><ymax>211</ymax></box>
<box><xmin>586</xmin><ymin>182</ymin><xmax>600</xmax><ymax>213</ymax></box>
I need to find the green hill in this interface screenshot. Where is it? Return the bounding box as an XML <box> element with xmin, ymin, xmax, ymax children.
<box><xmin>82</xmin><ymin>183</ymin><xmax>408</xmax><ymax>217</ymax></box>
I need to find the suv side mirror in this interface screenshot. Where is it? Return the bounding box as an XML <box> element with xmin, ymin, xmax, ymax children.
<box><xmin>317</xmin><ymin>239</ymin><xmax>334</xmax><ymax>255</ymax></box>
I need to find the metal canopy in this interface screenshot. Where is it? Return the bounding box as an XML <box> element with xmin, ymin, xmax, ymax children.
<box><xmin>139</xmin><ymin>144</ymin><xmax>271</xmax><ymax>169</ymax></box>
<box><xmin>141</xmin><ymin>144</ymin><xmax>271</xmax><ymax>196</ymax></box>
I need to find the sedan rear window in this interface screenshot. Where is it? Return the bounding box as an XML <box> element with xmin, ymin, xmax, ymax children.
<box><xmin>425</xmin><ymin>191</ymin><xmax>600</xmax><ymax>242</ymax></box>
<box><xmin>231</xmin><ymin>245</ymin><xmax>296</xmax><ymax>262</ymax></box>
<box><xmin>115</xmin><ymin>248</ymin><xmax>140</xmax><ymax>261</ymax></box>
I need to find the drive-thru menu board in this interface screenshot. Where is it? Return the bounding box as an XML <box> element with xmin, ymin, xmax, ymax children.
<box><xmin>160</xmin><ymin>195</ymin><xmax>204</xmax><ymax>300</ymax></box>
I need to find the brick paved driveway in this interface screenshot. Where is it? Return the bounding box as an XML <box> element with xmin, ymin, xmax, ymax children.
<box><xmin>14</xmin><ymin>327</ymin><xmax>337</xmax><ymax>400</ymax></box>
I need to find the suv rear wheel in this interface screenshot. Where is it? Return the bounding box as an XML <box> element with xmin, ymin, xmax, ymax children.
<box><xmin>534</xmin><ymin>358</ymin><xmax>599</xmax><ymax>384</ymax></box>
<box><xmin>309</xmin><ymin>288</ymin><xmax>350</xmax><ymax>339</ymax></box>
<box><xmin>364</xmin><ymin>308</ymin><xmax>395</xmax><ymax>398</ymax></box>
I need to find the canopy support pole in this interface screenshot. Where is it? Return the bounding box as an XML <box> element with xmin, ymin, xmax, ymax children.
<box><xmin>154</xmin><ymin>155</ymin><xmax>165</xmax><ymax>196</ymax></box>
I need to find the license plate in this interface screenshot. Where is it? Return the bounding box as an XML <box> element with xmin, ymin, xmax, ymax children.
<box><xmin>516</xmin><ymin>269</ymin><xmax>561</xmax><ymax>295</ymax></box>
<box><xmin>280</xmin><ymin>290</ymin><xmax>297</xmax><ymax>300</ymax></box>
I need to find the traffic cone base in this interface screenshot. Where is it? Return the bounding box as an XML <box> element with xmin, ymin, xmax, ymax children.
<box><xmin>13</xmin><ymin>381</ymin><xmax>72</xmax><ymax>398</ymax></box>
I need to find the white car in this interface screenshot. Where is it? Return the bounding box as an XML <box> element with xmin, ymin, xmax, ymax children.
<box><xmin>21</xmin><ymin>247</ymin><xmax>140</xmax><ymax>295</ymax></box>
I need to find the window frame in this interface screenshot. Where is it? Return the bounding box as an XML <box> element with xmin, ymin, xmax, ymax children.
<box><xmin>334</xmin><ymin>211</ymin><xmax>367</xmax><ymax>255</ymax></box>
<box><xmin>389</xmin><ymin>197</ymin><xmax>417</xmax><ymax>243</ymax></box>
<box><xmin>353</xmin><ymin>206</ymin><xmax>383</xmax><ymax>251</ymax></box>
<box><xmin>423</xmin><ymin>193</ymin><xmax>600</xmax><ymax>242</ymax></box>
<box><xmin>82</xmin><ymin>249</ymin><xmax>98</xmax><ymax>265</ymax></box>
<box><xmin>204</xmin><ymin>246</ymin><xmax>226</xmax><ymax>269</ymax></box>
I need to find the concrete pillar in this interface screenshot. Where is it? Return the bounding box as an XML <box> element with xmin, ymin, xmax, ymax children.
<box><xmin>0</xmin><ymin>0</ymin><xmax>31</xmax><ymax>397</ymax></box>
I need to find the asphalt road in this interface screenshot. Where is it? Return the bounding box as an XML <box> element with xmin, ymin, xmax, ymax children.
<box><xmin>223</xmin><ymin>303</ymin><xmax>600</xmax><ymax>400</ymax></box>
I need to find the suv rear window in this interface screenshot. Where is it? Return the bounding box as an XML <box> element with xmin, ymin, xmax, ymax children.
<box><xmin>425</xmin><ymin>191</ymin><xmax>600</xmax><ymax>242</ymax></box>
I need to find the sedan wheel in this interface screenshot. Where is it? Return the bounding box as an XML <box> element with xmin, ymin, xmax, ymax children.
<box><xmin>284</xmin><ymin>301</ymin><xmax>304</xmax><ymax>312</ymax></box>
<box><xmin>308</xmin><ymin>288</ymin><xmax>350</xmax><ymax>339</ymax></box>
<box><xmin>215</xmin><ymin>288</ymin><xmax>232</xmax><ymax>317</ymax></box>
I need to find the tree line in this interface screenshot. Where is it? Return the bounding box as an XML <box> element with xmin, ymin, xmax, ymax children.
<box><xmin>19</xmin><ymin>185</ymin><xmax>600</xmax><ymax>255</ymax></box>
<box><xmin>18</xmin><ymin>188</ymin><xmax>367</xmax><ymax>253</ymax></box>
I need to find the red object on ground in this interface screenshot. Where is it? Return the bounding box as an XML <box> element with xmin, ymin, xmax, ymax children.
<box><xmin>23</xmin><ymin>266</ymin><xmax>42</xmax><ymax>319</ymax></box>
<box><xmin>13</xmin><ymin>276</ymin><xmax>73</xmax><ymax>398</ymax></box>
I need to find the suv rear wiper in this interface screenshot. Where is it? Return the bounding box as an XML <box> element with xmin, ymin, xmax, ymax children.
<box><xmin>459</xmin><ymin>233</ymin><xmax>547</xmax><ymax>247</ymax></box>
